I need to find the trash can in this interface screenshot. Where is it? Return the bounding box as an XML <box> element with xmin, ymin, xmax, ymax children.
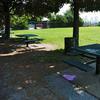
<box><xmin>64</xmin><ymin>37</ymin><xmax>74</xmax><ymax>53</ymax></box>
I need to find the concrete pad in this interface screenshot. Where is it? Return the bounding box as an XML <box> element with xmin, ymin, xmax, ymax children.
<box><xmin>61</xmin><ymin>67</ymin><xmax>100</xmax><ymax>99</ymax></box>
<box><xmin>44</xmin><ymin>73</ymin><xmax>98</xmax><ymax>100</ymax></box>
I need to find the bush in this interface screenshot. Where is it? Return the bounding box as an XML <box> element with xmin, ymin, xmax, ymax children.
<box><xmin>11</xmin><ymin>15</ymin><xmax>29</xmax><ymax>30</ymax></box>
<box><xmin>97</xmin><ymin>22</ymin><xmax>100</xmax><ymax>26</ymax></box>
<box><xmin>48</xmin><ymin>10</ymin><xmax>84</xmax><ymax>28</ymax></box>
<box><xmin>49</xmin><ymin>15</ymin><xmax>67</xmax><ymax>28</ymax></box>
<box><xmin>65</xmin><ymin>10</ymin><xmax>84</xmax><ymax>27</ymax></box>
<box><xmin>11</xmin><ymin>22</ymin><xmax>28</xmax><ymax>30</ymax></box>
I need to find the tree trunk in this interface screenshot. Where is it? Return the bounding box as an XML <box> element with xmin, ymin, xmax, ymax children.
<box><xmin>3</xmin><ymin>2</ymin><xmax>10</xmax><ymax>40</ymax></box>
<box><xmin>73</xmin><ymin>0</ymin><xmax>79</xmax><ymax>47</ymax></box>
<box><xmin>34</xmin><ymin>22</ymin><xmax>37</xmax><ymax>29</ymax></box>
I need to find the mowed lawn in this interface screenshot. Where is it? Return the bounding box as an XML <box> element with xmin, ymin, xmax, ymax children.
<box><xmin>13</xmin><ymin>27</ymin><xmax>100</xmax><ymax>49</ymax></box>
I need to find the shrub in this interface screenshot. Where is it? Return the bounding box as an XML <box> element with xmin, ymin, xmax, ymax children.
<box><xmin>97</xmin><ymin>22</ymin><xmax>100</xmax><ymax>26</ymax></box>
<box><xmin>11</xmin><ymin>15</ymin><xmax>30</xmax><ymax>30</ymax></box>
<box><xmin>48</xmin><ymin>10</ymin><xmax>84</xmax><ymax>28</ymax></box>
<box><xmin>49</xmin><ymin>15</ymin><xmax>67</xmax><ymax>28</ymax></box>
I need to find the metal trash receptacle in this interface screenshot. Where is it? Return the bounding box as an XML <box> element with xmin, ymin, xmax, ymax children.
<box><xmin>64</xmin><ymin>37</ymin><xmax>74</xmax><ymax>53</ymax></box>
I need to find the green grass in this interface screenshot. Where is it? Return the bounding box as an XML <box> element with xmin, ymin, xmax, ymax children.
<box><xmin>13</xmin><ymin>27</ymin><xmax>100</xmax><ymax>49</ymax></box>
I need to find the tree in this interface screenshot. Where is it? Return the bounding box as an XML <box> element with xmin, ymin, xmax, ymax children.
<box><xmin>11</xmin><ymin>15</ymin><xmax>30</xmax><ymax>30</ymax></box>
<box><xmin>66</xmin><ymin>0</ymin><xmax>100</xmax><ymax>47</ymax></box>
<box><xmin>64</xmin><ymin>10</ymin><xmax>83</xmax><ymax>27</ymax></box>
<box><xmin>0</xmin><ymin>0</ymin><xmax>66</xmax><ymax>39</ymax></box>
<box><xmin>48</xmin><ymin>10</ymin><xmax>83</xmax><ymax>28</ymax></box>
<box><xmin>97</xmin><ymin>22</ymin><xmax>100</xmax><ymax>26</ymax></box>
<box><xmin>48</xmin><ymin>14</ymin><xmax>67</xmax><ymax>28</ymax></box>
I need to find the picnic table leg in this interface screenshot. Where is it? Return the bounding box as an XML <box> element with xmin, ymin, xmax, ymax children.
<box><xmin>64</xmin><ymin>37</ymin><xmax>74</xmax><ymax>53</ymax></box>
<box><xmin>25</xmin><ymin>36</ymin><xmax>29</xmax><ymax>47</ymax></box>
<box><xmin>26</xmin><ymin>42</ymin><xmax>29</xmax><ymax>47</ymax></box>
<box><xmin>96</xmin><ymin>56</ymin><xmax>100</xmax><ymax>74</ymax></box>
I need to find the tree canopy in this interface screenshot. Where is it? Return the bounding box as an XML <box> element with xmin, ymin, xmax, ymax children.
<box><xmin>47</xmin><ymin>10</ymin><xmax>83</xmax><ymax>28</ymax></box>
<box><xmin>67</xmin><ymin>0</ymin><xmax>100</xmax><ymax>11</ymax></box>
<box><xmin>0</xmin><ymin>0</ymin><xmax>67</xmax><ymax>20</ymax></box>
<box><xmin>0</xmin><ymin>0</ymin><xmax>66</xmax><ymax>39</ymax></box>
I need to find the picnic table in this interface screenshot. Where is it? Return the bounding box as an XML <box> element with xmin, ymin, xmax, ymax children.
<box><xmin>16</xmin><ymin>34</ymin><xmax>38</xmax><ymax>47</ymax></box>
<box><xmin>74</xmin><ymin>44</ymin><xmax>100</xmax><ymax>74</ymax></box>
<box><xmin>16</xmin><ymin>34</ymin><xmax>38</xmax><ymax>40</ymax></box>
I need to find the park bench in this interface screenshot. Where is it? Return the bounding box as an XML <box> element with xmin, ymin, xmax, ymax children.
<box><xmin>63</xmin><ymin>59</ymin><xmax>94</xmax><ymax>72</ymax></box>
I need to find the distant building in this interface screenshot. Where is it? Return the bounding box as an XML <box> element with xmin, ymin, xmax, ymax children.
<box><xmin>28</xmin><ymin>20</ymin><xmax>49</xmax><ymax>29</ymax></box>
<box><xmin>28</xmin><ymin>21</ymin><xmax>35</xmax><ymax>30</ymax></box>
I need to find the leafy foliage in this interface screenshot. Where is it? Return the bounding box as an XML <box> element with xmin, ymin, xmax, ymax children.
<box><xmin>64</xmin><ymin>10</ymin><xmax>83</xmax><ymax>27</ymax></box>
<box><xmin>48</xmin><ymin>10</ymin><xmax>84</xmax><ymax>28</ymax></box>
<box><xmin>11</xmin><ymin>15</ymin><xmax>31</xmax><ymax>30</ymax></box>
<box><xmin>66</xmin><ymin>0</ymin><xmax>100</xmax><ymax>11</ymax></box>
<box><xmin>97</xmin><ymin>22</ymin><xmax>100</xmax><ymax>26</ymax></box>
<box><xmin>48</xmin><ymin>14</ymin><xmax>67</xmax><ymax>28</ymax></box>
<box><xmin>0</xmin><ymin>0</ymin><xmax>66</xmax><ymax>39</ymax></box>
<box><xmin>0</xmin><ymin>0</ymin><xmax>66</xmax><ymax>17</ymax></box>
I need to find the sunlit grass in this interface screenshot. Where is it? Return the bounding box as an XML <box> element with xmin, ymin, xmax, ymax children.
<box><xmin>13</xmin><ymin>27</ymin><xmax>100</xmax><ymax>49</ymax></box>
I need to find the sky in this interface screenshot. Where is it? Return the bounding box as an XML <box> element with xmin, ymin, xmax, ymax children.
<box><xmin>57</xmin><ymin>4</ymin><xmax>100</xmax><ymax>24</ymax></box>
<box><xmin>80</xmin><ymin>12</ymin><xmax>100</xmax><ymax>24</ymax></box>
<box><xmin>57</xmin><ymin>4</ymin><xmax>70</xmax><ymax>15</ymax></box>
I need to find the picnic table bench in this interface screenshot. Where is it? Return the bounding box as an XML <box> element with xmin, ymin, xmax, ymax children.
<box><xmin>64</xmin><ymin>60</ymin><xmax>94</xmax><ymax>72</ymax></box>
